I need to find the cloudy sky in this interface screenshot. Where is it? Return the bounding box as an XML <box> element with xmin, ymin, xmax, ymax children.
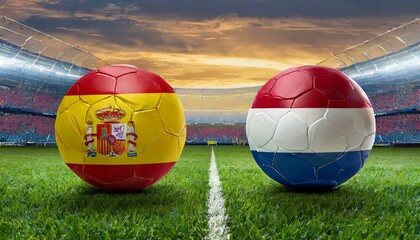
<box><xmin>1</xmin><ymin>0</ymin><xmax>419</xmax><ymax>87</ymax></box>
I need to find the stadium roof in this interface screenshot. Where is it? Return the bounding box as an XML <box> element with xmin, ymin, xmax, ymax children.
<box><xmin>0</xmin><ymin>16</ymin><xmax>419</xmax><ymax>114</ymax></box>
<box><xmin>318</xmin><ymin>19</ymin><xmax>419</xmax><ymax>68</ymax></box>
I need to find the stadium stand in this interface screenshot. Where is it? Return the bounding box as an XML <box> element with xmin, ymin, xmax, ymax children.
<box><xmin>368</xmin><ymin>87</ymin><xmax>419</xmax><ymax>111</ymax></box>
<box><xmin>363</xmin><ymin>87</ymin><xmax>419</xmax><ymax>144</ymax></box>
<box><xmin>0</xmin><ymin>87</ymin><xmax>61</xmax><ymax>113</ymax></box>
<box><xmin>319</xmin><ymin>20</ymin><xmax>419</xmax><ymax>145</ymax></box>
<box><xmin>186</xmin><ymin>124</ymin><xmax>247</xmax><ymax>145</ymax></box>
<box><xmin>0</xmin><ymin>17</ymin><xmax>418</xmax><ymax>145</ymax></box>
<box><xmin>375</xmin><ymin>114</ymin><xmax>419</xmax><ymax>144</ymax></box>
<box><xmin>0</xmin><ymin>113</ymin><xmax>55</xmax><ymax>142</ymax></box>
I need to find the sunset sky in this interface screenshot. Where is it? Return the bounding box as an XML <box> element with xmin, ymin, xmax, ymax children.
<box><xmin>1</xmin><ymin>0</ymin><xmax>419</xmax><ymax>88</ymax></box>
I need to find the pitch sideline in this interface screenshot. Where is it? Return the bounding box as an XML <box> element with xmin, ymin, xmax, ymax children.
<box><xmin>207</xmin><ymin>147</ymin><xmax>229</xmax><ymax>239</ymax></box>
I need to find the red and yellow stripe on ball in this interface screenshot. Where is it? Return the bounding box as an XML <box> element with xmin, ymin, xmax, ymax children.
<box><xmin>56</xmin><ymin>93</ymin><xmax>184</xmax><ymax>165</ymax></box>
<box><xmin>55</xmin><ymin>65</ymin><xmax>186</xmax><ymax>191</ymax></box>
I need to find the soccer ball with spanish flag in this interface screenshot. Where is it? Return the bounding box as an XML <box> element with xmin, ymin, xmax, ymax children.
<box><xmin>55</xmin><ymin>65</ymin><xmax>186</xmax><ymax>191</ymax></box>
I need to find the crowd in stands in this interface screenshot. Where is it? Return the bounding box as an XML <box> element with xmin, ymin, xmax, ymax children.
<box><xmin>0</xmin><ymin>87</ymin><xmax>61</xmax><ymax>113</ymax></box>
<box><xmin>185</xmin><ymin>111</ymin><xmax>247</xmax><ymax>125</ymax></box>
<box><xmin>368</xmin><ymin>87</ymin><xmax>419</xmax><ymax>111</ymax></box>
<box><xmin>399</xmin><ymin>88</ymin><xmax>419</xmax><ymax>108</ymax></box>
<box><xmin>0</xmin><ymin>113</ymin><xmax>55</xmax><ymax>142</ymax></box>
<box><xmin>369</xmin><ymin>93</ymin><xmax>398</xmax><ymax>111</ymax></box>
<box><xmin>2</xmin><ymin>112</ymin><xmax>417</xmax><ymax>145</ymax></box>
<box><xmin>375</xmin><ymin>114</ymin><xmax>419</xmax><ymax>144</ymax></box>
<box><xmin>186</xmin><ymin>124</ymin><xmax>247</xmax><ymax>144</ymax></box>
<box><xmin>366</xmin><ymin>87</ymin><xmax>419</xmax><ymax>144</ymax></box>
<box><xmin>0</xmin><ymin>85</ymin><xmax>418</xmax><ymax>145</ymax></box>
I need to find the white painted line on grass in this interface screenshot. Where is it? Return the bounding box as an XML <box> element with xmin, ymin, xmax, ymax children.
<box><xmin>207</xmin><ymin>147</ymin><xmax>229</xmax><ymax>240</ymax></box>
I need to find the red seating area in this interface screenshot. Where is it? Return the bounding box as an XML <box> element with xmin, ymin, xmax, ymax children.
<box><xmin>31</xmin><ymin>92</ymin><xmax>62</xmax><ymax>112</ymax></box>
<box><xmin>369</xmin><ymin>93</ymin><xmax>398</xmax><ymax>111</ymax></box>
<box><xmin>375</xmin><ymin>114</ymin><xmax>419</xmax><ymax>144</ymax></box>
<box><xmin>0</xmin><ymin>114</ymin><xmax>55</xmax><ymax>142</ymax></box>
<box><xmin>369</xmin><ymin>88</ymin><xmax>419</xmax><ymax>112</ymax></box>
<box><xmin>398</xmin><ymin>88</ymin><xmax>419</xmax><ymax>108</ymax></box>
<box><xmin>187</xmin><ymin>124</ymin><xmax>247</xmax><ymax>144</ymax></box>
<box><xmin>376</xmin><ymin>114</ymin><xmax>419</xmax><ymax>135</ymax></box>
<box><xmin>0</xmin><ymin>88</ymin><xmax>61</xmax><ymax>113</ymax></box>
<box><xmin>0</xmin><ymin>86</ymin><xmax>418</xmax><ymax>144</ymax></box>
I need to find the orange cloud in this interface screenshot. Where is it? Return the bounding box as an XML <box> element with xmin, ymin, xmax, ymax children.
<box><xmin>1</xmin><ymin>2</ymin><xmax>414</xmax><ymax>88</ymax></box>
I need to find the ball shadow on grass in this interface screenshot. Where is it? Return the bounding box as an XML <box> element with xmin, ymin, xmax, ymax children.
<box><xmin>258</xmin><ymin>180</ymin><xmax>417</xmax><ymax>218</ymax></box>
<box><xmin>56</xmin><ymin>181</ymin><xmax>190</xmax><ymax>214</ymax></box>
<box><xmin>285</xmin><ymin>186</ymin><xmax>338</xmax><ymax>194</ymax></box>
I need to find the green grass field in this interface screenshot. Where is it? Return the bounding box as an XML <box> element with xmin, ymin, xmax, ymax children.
<box><xmin>0</xmin><ymin>146</ymin><xmax>419</xmax><ymax>239</ymax></box>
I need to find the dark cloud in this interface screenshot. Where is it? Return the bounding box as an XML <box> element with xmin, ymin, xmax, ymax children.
<box><xmin>3</xmin><ymin>0</ymin><xmax>416</xmax><ymax>87</ymax></box>
<box><xmin>38</xmin><ymin>0</ymin><xmax>113</xmax><ymax>15</ymax></box>
<box><xmin>21</xmin><ymin>15</ymin><xmax>188</xmax><ymax>50</ymax></box>
<box><xmin>22</xmin><ymin>0</ymin><xmax>418</xmax><ymax>56</ymax></box>
<box><xmin>38</xmin><ymin>0</ymin><xmax>420</xmax><ymax>20</ymax></box>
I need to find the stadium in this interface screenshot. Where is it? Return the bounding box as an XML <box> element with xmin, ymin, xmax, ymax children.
<box><xmin>0</xmin><ymin>17</ymin><xmax>418</xmax><ymax>146</ymax></box>
<box><xmin>0</xmin><ymin>14</ymin><xmax>419</xmax><ymax>240</ymax></box>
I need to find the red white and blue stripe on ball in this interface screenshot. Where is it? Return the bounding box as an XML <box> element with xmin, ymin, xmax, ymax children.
<box><xmin>246</xmin><ymin>66</ymin><xmax>376</xmax><ymax>188</ymax></box>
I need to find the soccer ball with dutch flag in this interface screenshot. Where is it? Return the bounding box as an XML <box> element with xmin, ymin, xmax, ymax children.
<box><xmin>246</xmin><ymin>66</ymin><xmax>375</xmax><ymax>189</ymax></box>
